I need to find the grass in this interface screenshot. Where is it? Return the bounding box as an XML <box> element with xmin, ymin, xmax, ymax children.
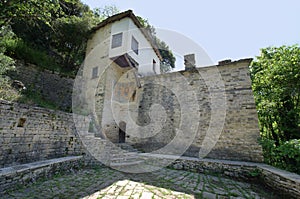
<box><xmin>4</xmin><ymin>38</ymin><xmax>61</xmax><ymax>73</ymax></box>
<box><xmin>18</xmin><ymin>87</ymin><xmax>60</xmax><ymax>110</ymax></box>
<box><xmin>0</xmin><ymin>79</ymin><xmax>62</xmax><ymax>111</ymax></box>
<box><xmin>0</xmin><ymin>37</ymin><xmax>76</xmax><ymax>111</ymax></box>
<box><xmin>0</xmin><ymin>78</ymin><xmax>22</xmax><ymax>101</ymax></box>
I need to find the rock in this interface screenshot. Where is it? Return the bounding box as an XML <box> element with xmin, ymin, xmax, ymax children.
<box><xmin>11</xmin><ymin>80</ymin><xmax>26</xmax><ymax>90</ymax></box>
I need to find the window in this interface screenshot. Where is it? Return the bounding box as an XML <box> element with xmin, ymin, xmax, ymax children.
<box><xmin>153</xmin><ymin>59</ymin><xmax>157</xmax><ymax>74</ymax></box>
<box><xmin>92</xmin><ymin>66</ymin><xmax>98</xmax><ymax>79</ymax></box>
<box><xmin>111</xmin><ymin>32</ymin><xmax>123</xmax><ymax>48</ymax></box>
<box><xmin>131</xmin><ymin>36</ymin><xmax>139</xmax><ymax>55</ymax></box>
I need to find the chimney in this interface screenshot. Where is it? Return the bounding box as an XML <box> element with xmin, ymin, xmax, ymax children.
<box><xmin>218</xmin><ymin>59</ymin><xmax>232</xmax><ymax>65</ymax></box>
<box><xmin>184</xmin><ymin>54</ymin><xmax>196</xmax><ymax>70</ymax></box>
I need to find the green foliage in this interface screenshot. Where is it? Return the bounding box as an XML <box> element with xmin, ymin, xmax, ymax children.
<box><xmin>0</xmin><ymin>0</ymin><xmax>118</xmax><ymax>74</ymax></box>
<box><xmin>0</xmin><ymin>52</ymin><xmax>15</xmax><ymax>76</ymax></box>
<box><xmin>0</xmin><ymin>26</ymin><xmax>15</xmax><ymax>76</ymax></box>
<box><xmin>251</xmin><ymin>45</ymin><xmax>300</xmax><ymax>174</ymax></box>
<box><xmin>0</xmin><ymin>2</ymin><xmax>121</xmax><ymax>110</ymax></box>
<box><xmin>248</xmin><ymin>168</ymin><xmax>262</xmax><ymax>177</ymax></box>
<box><xmin>155</xmin><ymin>39</ymin><xmax>176</xmax><ymax>73</ymax></box>
<box><xmin>4</xmin><ymin>38</ymin><xmax>60</xmax><ymax>72</ymax></box>
<box><xmin>260</xmin><ymin>138</ymin><xmax>300</xmax><ymax>174</ymax></box>
<box><xmin>0</xmin><ymin>79</ymin><xmax>21</xmax><ymax>101</ymax></box>
<box><xmin>52</xmin><ymin>16</ymin><xmax>90</xmax><ymax>71</ymax></box>
<box><xmin>250</xmin><ymin>45</ymin><xmax>300</xmax><ymax>144</ymax></box>
<box><xmin>0</xmin><ymin>0</ymin><xmax>61</xmax><ymax>27</ymax></box>
<box><xmin>0</xmin><ymin>26</ymin><xmax>18</xmax><ymax>101</ymax></box>
<box><xmin>18</xmin><ymin>87</ymin><xmax>59</xmax><ymax>110</ymax></box>
<box><xmin>93</xmin><ymin>5</ymin><xmax>119</xmax><ymax>19</ymax></box>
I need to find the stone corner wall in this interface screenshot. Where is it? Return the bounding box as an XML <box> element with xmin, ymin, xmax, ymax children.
<box><xmin>147</xmin><ymin>154</ymin><xmax>299</xmax><ymax>199</ymax></box>
<box><xmin>205</xmin><ymin>60</ymin><xmax>263</xmax><ymax>162</ymax></box>
<box><xmin>0</xmin><ymin>100</ymin><xmax>83</xmax><ymax>168</ymax></box>
<box><xmin>123</xmin><ymin>59</ymin><xmax>263</xmax><ymax>162</ymax></box>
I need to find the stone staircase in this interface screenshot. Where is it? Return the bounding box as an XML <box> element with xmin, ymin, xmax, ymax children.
<box><xmin>108</xmin><ymin>144</ymin><xmax>144</xmax><ymax>168</ymax></box>
<box><xmin>74</xmin><ymin>115</ymin><xmax>147</xmax><ymax>171</ymax></box>
<box><xmin>73</xmin><ymin>115</ymin><xmax>165</xmax><ymax>173</ymax></box>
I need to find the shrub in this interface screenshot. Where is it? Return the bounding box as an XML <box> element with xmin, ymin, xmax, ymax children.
<box><xmin>18</xmin><ymin>87</ymin><xmax>59</xmax><ymax>110</ymax></box>
<box><xmin>4</xmin><ymin>38</ymin><xmax>61</xmax><ymax>72</ymax></box>
<box><xmin>260</xmin><ymin>138</ymin><xmax>300</xmax><ymax>174</ymax></box>
<box><xmin>0</xmin><ymin>77</ymin><xmax>21</xmax><ymax>101</ymax></box>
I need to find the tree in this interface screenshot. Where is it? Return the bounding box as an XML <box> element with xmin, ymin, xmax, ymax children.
<box><xmin>136</xmin><ymin>16</ymin><xmax>176</xmax><ymax>72</ymax></box>
<box><xmin>155</xmin><ymin>39</ymin><xmax>176</xmax><ymax>73</ymax></box>
<box><xmin>0</xmin><ymin>26</ymin><xmax>15</xmax><ymax>76</ymax></box>
<box><xmin>250</xmin><ymin>45</ymin><xmax>300</xmax><ymax>174</ymax></box>
<box><xmin>93</xmin><ymin>5</ymin><xmax>119</xmax><ymax>19</ymax></box>
<box><xmin>52</xmin><ymin>15</ymin><xmax>91</xmax><ymax>71</ymax></box>
<box><xmin>2</xmin><ymin>0</ymin><xmax>119</xmax><ymax>72</ymax></box>
<box><xmin>250</xmin><ymin>45</ymin><xmax>300</xmax><ymax>145</ymax></box>
<box><xmin>0</xmin><ymin>0</ymin><xmax>63</xmax><ymax>27</ymax></box>
<box><xmin>51</xmin><ymin>4</ymin><xmax>119</xmax><ymax>71</ymax></box>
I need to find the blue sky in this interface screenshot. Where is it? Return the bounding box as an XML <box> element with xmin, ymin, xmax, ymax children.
<box><xmin>82</xmin><ymin>0</ymin><xmax>300</xmax><ymax>67</ymax></box>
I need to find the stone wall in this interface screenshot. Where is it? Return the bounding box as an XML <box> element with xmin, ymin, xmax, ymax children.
<box><xmin>0</xmin><ymin>100</ymin><xmax>83</xmax><ymax>168</ymax></box>
<box><xmin>139</xmin><ymin>154</ymin><xmax>300</xmax><ymax>199</ymax></box>
<box><xmin>0</xmin><ymin>156</ymin><xmax>83</xmax><ymax>194</ymax></box>
<box><xmin>8</xmin><ymin>61</ymin><xmax>74</xmax><ymax>111</ymax></box>
<box><xmin>107</xmin><ymin>59</ymin><xmax>263</xmax><ymax>162</ymax></box>
<box><xmin>136</xmin><ymin>60</ymin><xmax>262</xmax><ymax>162</ymax></box>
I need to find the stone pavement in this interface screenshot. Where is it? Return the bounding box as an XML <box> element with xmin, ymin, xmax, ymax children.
<box><xmin>2</xmin><ymin>166</ymin><xmax>279</xmax><ymax>199</ymax></box>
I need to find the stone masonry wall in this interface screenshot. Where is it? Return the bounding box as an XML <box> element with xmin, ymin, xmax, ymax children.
<box><xmin>121</xmin><ymin>59</ymin><xmax>263</xmax><ymax>162</ymax></box>
<box><xmin>140</xmin><ymin>154</ymin><xmax>300</xmax><ymax>198</ymax></box>
<box><xmin>8</xmin><ymin>61</ymin><xmax>74</xmax><ymax>111</ymax></box>
<box><xmin>80</xmin><ymin>37</ymin><xmax>263</xmax><ymax>163</ymax></box>
<box><xmin>0</xmin><ymin>100</ymin><xmax>83</xmax><ymax>168</ymax></box>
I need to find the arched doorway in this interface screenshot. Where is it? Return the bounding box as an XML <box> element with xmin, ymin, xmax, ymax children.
<box><xmin>119</xmin><ymin>121</ymin><xmax>126</xmax><ymax>143</ymax></box>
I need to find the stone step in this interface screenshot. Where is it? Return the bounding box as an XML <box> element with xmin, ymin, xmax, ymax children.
<box><xmin>110</xmin><ymin>156</ymin><xmax>140</xmax><ymax>163</ymax></box>
<box><xmin>109</xmin><ymin>152</ymin><xmax>138</xmax><ymax>157</ymax></box>
<box><xmin>115</xmin><ymin>144</ymin><xmax>140</xmax><ymax>152</ymax></box>
<box><xmin>110</xmin><ymin>160</ymin><xmax>144</xmax><ymax>167</ymax></box>
<box><xmin>81</xmin><ymin>136</ymin><xmax>105</xmax><ymax>141</ymax></box>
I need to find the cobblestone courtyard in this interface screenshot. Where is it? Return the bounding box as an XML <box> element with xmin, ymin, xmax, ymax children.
<box><xmin>3</xmin><ymin>166</ymin><xmax>279</xmax><ymax>199</ymax></box>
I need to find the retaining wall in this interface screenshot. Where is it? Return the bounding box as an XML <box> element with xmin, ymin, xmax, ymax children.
<box><xmin>8</xmin><ymin>61</ymin><xmax>74</xmax><ymax>111</ymax></box>
<box><xmin>0</xmin><ymin>100</ymin><xmax>82</xmax><ymax>168</ymax></box>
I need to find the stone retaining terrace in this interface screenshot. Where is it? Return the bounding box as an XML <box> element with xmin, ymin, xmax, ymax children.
<box><xmin>1</xmin><ymin>155</ymin><xmax>299</xmax><ymax>198</ymax></box>
<box><xmin>1</xmin><ymin>166</ymin><xmax>280</xmax><ymax>199</ymax></box>
<box><xmin>0</xmin><ymin>156</ymin><xmax>83</xmax><ymax>194</ymax></box>
<box><xmin>141</xmin><ymin>154</ymin><xmax>300</xmax><ymax>198</ymax></box>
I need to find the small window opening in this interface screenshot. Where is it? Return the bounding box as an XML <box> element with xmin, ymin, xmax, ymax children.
<box><xmin>92</xmin><ymin>67</ymin><xmax>98</xmax><ymax>79</ymax></box>
<box><xmin>131</xmin><ymin>36</ymin><xmax>139</xmax><ymax>55</ymax></box>
<box><xmin>111</xmin><ymin>32</ymin><xmax>123</xmax><ymax>48</ymax></box>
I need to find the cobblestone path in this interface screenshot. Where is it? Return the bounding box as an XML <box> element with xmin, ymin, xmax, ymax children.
<box><xmin>3</xmin><ymin>166</ymin><xmax>278</xmax><ymax>199</ymax></box>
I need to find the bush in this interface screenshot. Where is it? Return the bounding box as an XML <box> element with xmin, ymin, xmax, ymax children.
<box><xmin>18</xmin><ymin>87</ymin><xmax>59</xmax><ymax>110</ymax></box>
<box><xmin>0</xmin><ymin>53</ymin><xmax>15</xmax><ymax>75</ymax></box>
<box><xmin>260</xmin><ymin>138</ymin><xmax>300</xmax><ymax>174</ymax></box>
<box><xmin>0</xmin><ymin>26</ymin><xmax>16</xmax><ymax>76</ymax></box>
<box><xmin>0</xmin><ymin>77</ymin><xmax>21</xmax><ymax>101</ymax></box>
<box><xmin>4</xmin><ymin>38</ymin><xmax>61</xmax><ymax>72</ymax></box>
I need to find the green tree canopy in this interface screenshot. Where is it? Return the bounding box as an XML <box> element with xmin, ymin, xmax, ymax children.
<box><xmin>0</xmin><ymin>0</ymin><xmax>63</xmax><ymax>27</ymax></box>
<box><xmin>250</xmin><ymin>45</ymin><xmax>300</xmax><ymax>145</ymax></box>
<box><xmin>1</xmin><ymin>0</ymin><xmax>119</xmax><ymax>72</ymax></box>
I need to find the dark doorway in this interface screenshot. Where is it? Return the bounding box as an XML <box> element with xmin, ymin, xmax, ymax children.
<box><xmin>119</xmin><ymin>121</ymin><xmax>126</xmax><ymax>143</ymax></box>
